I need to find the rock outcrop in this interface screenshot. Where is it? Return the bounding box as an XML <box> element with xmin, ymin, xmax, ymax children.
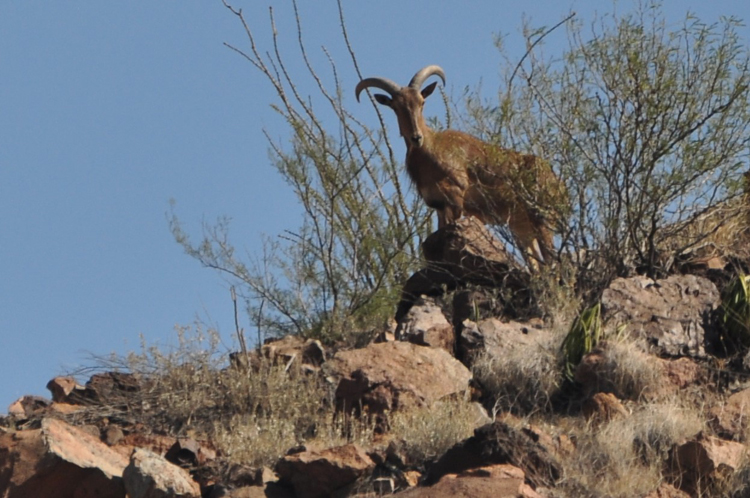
<box><xmin>4</xmin><ymin>218</ymin><xmax>750</xmax><ymax>498</ymax></box>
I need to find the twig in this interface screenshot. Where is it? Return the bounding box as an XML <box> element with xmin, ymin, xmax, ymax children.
<box><xmin>507</xmin><ymin>12</ymin><xmax>577</xmax><ymax>95</ymax></box>
<box><xmin>231</xmin><ymin>286</ymin><xmax>248</xmax><ymax>366</ymax></box>
<box><xmin>256</xmin><ymin>298</ymin><xmax>265</xmax><ymax>353</ymax></box>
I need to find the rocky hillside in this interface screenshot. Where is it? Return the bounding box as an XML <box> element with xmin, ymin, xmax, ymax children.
<box><xmin>2</xmin><ymin>218</ymin><xmax>750</xmax><ymax>498</ymax></box>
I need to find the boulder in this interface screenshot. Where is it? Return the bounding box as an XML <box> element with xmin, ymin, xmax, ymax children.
<box><xmin>230</xmin><ymin>335</ymin><xmax>326</xmax><ymax>374</ymax></box>
<box><xmin>103</xmin><ymin>425</ymin><xmax>125</xmax><ymax>446</ymax></box>
<box><xmin>324</xmin><ymin>341</ymin><xmax>472</xmax><ymax>416</ymax></box>
<box><xmin>262</xmin><ymin>335</ymin><xmax>326</xmax><ymax>368</ymax></box>
<box><xmin>222</xmin><ymin>463</ymin><xmax>277</xmax><ymax>488</ymax></box>
<box><xmin>660</xmin><ymin>357</ymin><xmax>706</xmax><ymax>391</ymax></box>
<box><xmin>0</xmin><ymin>417</ymin><xmax>127</xmax><ymax>497</ymax></box>
<box><xmin>459</xmin><ymin>318</ymin><xmax>550</xmax><ymax>365</ymax></box>
<box><xmin>123</xmin><ymin>447</ymin><xmax>201</xmax><ymax>498</ymax></box>
<box><xmin>275</xmin><ymin>444</ymin><xmax>375</xmax><ymax>498</ymax></box>
<box><xmin>601</xmin><ymin>275</ymin><xmax>719</xmax><ymax>357</ymax></box>
<box><xmin>396</xmin><ymin>296</ymin><xmax>455</xmax><ymax>352</ymax></box>
<box><xmin>426</xmin><ymin>421</ymin><xmax>561</xmax><ymax>489</ymax></box>
<box><xmin>451</xmin><ymin>288</ymin><xmax>516</xmax><ymax>334</ymax></box>
<box><xmin>165</xmin><ymin>437</ymin><xmax>216</xmax><ymax>468</ymax></box>
<box><xmin>396</xmin><ymin>464</ymin><xmax>541</xmax><ymax>497</ymax></box>
<box><xmin>72</xmin><ymin>371</ymin><xmax>141</xmax><ymax>405</ymax></box>
<box><xmin>668</xmin><ymin>433</ymin><xmax>746</xmax><ymax>495</ymax></box>
<box><xmin>421</xmin><ymin>217</ymin><xmax>517</xmax><ymax>283</ymax></box>
<box><xmin>710</xmin><ymin>388</ymin><xmax>750</xmax><ymax>440</ymax></box>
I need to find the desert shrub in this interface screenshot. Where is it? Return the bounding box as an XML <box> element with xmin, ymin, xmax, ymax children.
<box><xmin>467</xmin><ymin>2</ymin><xmax>750</xmax><ymax>296</ymax></box>
<box><xmin>172</xmin><ymin>1</ymin><xmax>750</xmax><ymax>346</ymax></box>
<box><xmin>171</xmin><ymin>1</ymin><xmax>430</xmax><ymax>344</ymax></box>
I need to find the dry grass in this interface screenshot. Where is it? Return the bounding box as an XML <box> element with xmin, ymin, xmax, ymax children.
<box><xmin>554</xmin><ymin>399</ymin><xmax>705</xmax><ymax>498</ymax></box>
<box><xmin>592</xmin><ymin>337</ymin><xmax>663</xmax><ymax>401</ymax></box>
<box><xmin>78</xmin><ymin>302</ymin><xmax>748</xmax><ymax>497</ymax></box>
<box><xmin>89</xmin><ymin>325</ymin><xmax>377</xmax><ymax>468</ymax></box>
<box><xmin>472</xmin><ymin>324</ymin><xmax>566</xmax><ymax>416</ymax></box>
<box><xmin>387</xmin><ymin>398</ymin><xmax>485</xmax><ymax>465</ymax></box>
<box><xmin>89</xmin><ymin>325</ymin><xmax>479</xmax><ymax>471</ymax></box>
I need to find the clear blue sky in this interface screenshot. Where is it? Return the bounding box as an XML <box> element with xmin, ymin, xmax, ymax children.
<box><xmin>1</xmin><ymin>1</ymin><xmax>747</xmax><ymax>411</ymax></box>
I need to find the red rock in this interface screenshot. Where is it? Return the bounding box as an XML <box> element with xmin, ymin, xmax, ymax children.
<box><xmin>324</xmin><ymin>341</ymin><xmax>472</xmax><ymax>416</ymax></box>
<box><xmin>396</xmin><ymin>464</ymin><xmax>540</xmax><ymax>497</ymax></box>
<box><xmin>49</xmin><ymin>401</ymin><xmax>85</xmax><ymax>416</ymax></box>
<box><xmin>396</xmin><ymin>296</ymin><xmax>455</xmax><ymax>352</ymax></box>
<box><xmin>395</xmin><ymin>218</ymin><xmax>529</xmax><ymax>324</ymax></box>
<box><xmin>426</xmin><ymin>421</ymin><xmax>560</xmax><ymax>489</ymax></box>
<box><xmin>0</xmin><ymin>417</ymin><xmax>127</xmax><ymax>497</ymax></box>
<box><xmin>46</xmin><ymin>376</ymin><xmax>83</xmax><ymax>403</ymax></box>
<box><xmin>123</xmin><ymin>447</ymin><xmax>201</xmax><ymax>498</ymax></box>
<box><xmin>669</xmin><ymin>433</ymin><xmax>745</xmax><ymax>495</ymax></box>
<box><xmin>275</xmin><ymin>443</ymin><xmax>375</xmax><ymax>498</ymax></box>
<box><xmin>7</xmin><ymin>395</ymin><xmax>51</xmax><ymax>419</ymax></box>
<box><xmin>661</xmin><ymin>357</ymin><xmax>705</xmax><ymax>390</ymax></box>
<box><xmin>710</xmin><ymin>387</ymin><xmax>750</xmax><ymax>440</ymax></box>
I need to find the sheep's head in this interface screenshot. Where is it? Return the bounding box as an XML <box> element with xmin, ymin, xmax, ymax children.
<box><xmin>356</xmin><ymin>65</ymin><xmax>445</xmax><ymax>148</ymax></box>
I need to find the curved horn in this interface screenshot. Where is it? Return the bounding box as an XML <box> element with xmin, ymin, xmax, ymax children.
<box><xmin>355</xmin><ymin>77</ymin><xmax>401</xmax><ymax>102</ymax></box>
<box><xmin>408</xmin><ymin>65</ymin><xmax>446</xmax><ymax>89</ymax></box>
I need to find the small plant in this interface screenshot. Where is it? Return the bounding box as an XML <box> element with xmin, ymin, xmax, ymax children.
<box><xmin>561</xmin><ymin>303</ymin><xmax>602</xmax><ymax>380</ymax></box>
<box><xmin>720</xmin><ymin>273</ymin><xmax>750</xmax><ymax>351</ymax></box>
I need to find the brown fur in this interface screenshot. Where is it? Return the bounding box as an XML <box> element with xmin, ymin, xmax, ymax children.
<box><xmin>357</xmin><ymin>66</ymin><xmax>567</xmax><ymax>266</ymax></box>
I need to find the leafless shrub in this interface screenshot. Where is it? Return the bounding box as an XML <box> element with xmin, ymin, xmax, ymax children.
<box><xmin>171</xmin><ymin>0</ymin><xmax>432</xmax><ymax>344</ymax></box>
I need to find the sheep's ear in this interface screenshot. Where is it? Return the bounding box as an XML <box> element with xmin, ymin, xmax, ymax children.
<box><xmin>421</xmin><ymin>81</ymin><xmax>438</xmax><ymax>99</ymax></box>
<box><xmin>374</xmin><ymin>94</ymin><xmax>392</xmax><ymax>107</ymax></box>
